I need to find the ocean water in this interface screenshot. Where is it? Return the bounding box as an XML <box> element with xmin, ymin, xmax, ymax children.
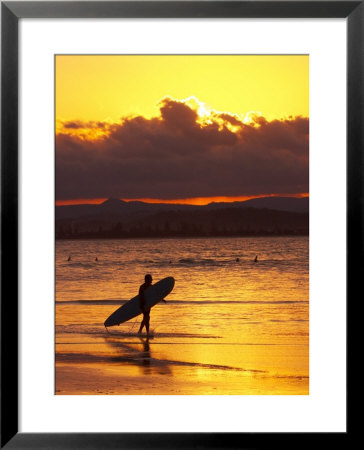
<box><xmin>56</xmin><ymin>237</ymin><xmax>309</xmax><ymax>395</ymax></box>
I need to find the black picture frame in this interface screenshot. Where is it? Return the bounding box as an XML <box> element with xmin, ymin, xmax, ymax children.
<box><xmin>1</xmin><ymin>1</ymin><xmax>357</xmax><ymax>448</ymax></box>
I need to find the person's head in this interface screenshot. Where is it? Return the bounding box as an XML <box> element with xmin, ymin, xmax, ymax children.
<box><xmin>145</xmin><ymin>274</ymin><xmax>153</xmax><ymax>285</ymax></box>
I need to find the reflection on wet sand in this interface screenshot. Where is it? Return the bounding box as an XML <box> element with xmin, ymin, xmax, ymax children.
<box><xmin>56</xmin><ymin>338</ymin><xmax>172</xmax><ymax>376</ymax></box>
<box><xmin>104</xmin><ymin>336</ymin><xmax>172</xmax><ymax>376</ymax></box>
<box><xmin>56</xmin><ymin>331</ymin><xmax>268</xmax><ymax>379</ymax></box>
<box><xmin>103</xmin><ymin>335</ymin><xmax>266</xmax><ymax>374</ymax></box>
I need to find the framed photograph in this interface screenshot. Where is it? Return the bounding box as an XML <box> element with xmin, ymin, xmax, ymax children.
<box><xmin>2</xmin><ymin>1</ymin><xmax>357</xmax><ymax>447</ymax></box>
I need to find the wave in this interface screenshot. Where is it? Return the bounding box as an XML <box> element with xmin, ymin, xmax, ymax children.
<box><xmin>178</xmin><ymin>258</ymin><xmax>217</xmax><ymax>264</ymax></box>
<box><xmin>56</xmin><ymin>299</ymin><xmax>126</xmax><ymax>306</ymax></box>
<box><xmin>59</xmin><ymin>258</ymin><xmax>307</xmax><ymax>267</ymax></box>
<box><xmin>55</xmin><ymin>325</ymin><xmax>220</xmax><ymax>339</ymax></box>
<box><xmin>56</xmin><ymin>299</ymin><xmax>308</xmax><ymax>306</ymax></box>
<box><xmin>58</xmin><ymin>262</ymin><xmax>95</xmax><ymax>269</ymax></box>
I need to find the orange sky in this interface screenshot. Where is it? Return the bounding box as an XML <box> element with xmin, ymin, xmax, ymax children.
<box><xmin>56</xmin><ymin>193</ymin><xmax>309</xmax><ymax>206</ymax></box>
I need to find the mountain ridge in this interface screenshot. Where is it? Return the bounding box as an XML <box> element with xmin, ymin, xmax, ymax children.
<box><xmin>56</xmin><ymin>196</ymin><xmax>309</xmax><ymax>220</ymax></box>
<box><xmin>55</xmin><ymin>196</ymin><xmax>309</xmax><ymax>238</ymax></box>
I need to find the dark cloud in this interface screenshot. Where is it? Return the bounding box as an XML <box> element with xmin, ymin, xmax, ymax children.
<box><xmin>60</xmin><ymin>120</ymin><xmax>108</xmax><ymax>130</ymax></box>
<box><xmin>217</xmin><ymin>113</ymin><xmax>242</xmax><ymax>127</ymax></box>
<box><xmin>62</xmin><ymin>121</ymin><xmax>83</xmax><ymax>129</ymax></box>
<box><xmin>56</xmin><ymin>98</ymin><xmax>309</xmax><ymax>200</ymax></box>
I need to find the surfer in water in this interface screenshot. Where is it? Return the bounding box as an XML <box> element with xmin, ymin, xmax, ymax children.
<box><xmin>138</xmin><ymin>274</ymin><xmax>153</xmax><ymax>335</ymax></box>
<box><xmin>138</xmin><ymin>274</ymin><xmax>167</xmax><ymax>335</ymax></box>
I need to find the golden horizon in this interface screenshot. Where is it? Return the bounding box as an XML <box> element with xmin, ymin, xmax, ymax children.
<box><xmin>56</xmin><ymin>193</ymin><xmax>309</xmax><ymax>207</ymax></box>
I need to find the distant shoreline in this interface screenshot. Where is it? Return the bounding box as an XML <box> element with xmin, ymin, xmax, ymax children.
<box><xmin>56</xmin><ymin>231</ymin><xmax>308</xmax><ymax>241</ymax></box>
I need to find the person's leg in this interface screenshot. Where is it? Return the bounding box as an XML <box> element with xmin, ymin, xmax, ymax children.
<box><xmin>145</xmin><ymin>311</ymin><xmax>150</xmax><ymax>335</ymax></box>
<box><xmin>138</xmin><ymin>315</ymin><xmax>145</xmax><ymax>333</ymax></box>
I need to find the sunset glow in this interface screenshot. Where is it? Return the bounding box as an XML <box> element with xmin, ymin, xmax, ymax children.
<box><xmin>56</xmin><ymin>193</ymin><xmax>309</xmax><ymax>207</ymax></box>
<box><xmin>56</xmin><ymin>198</ymin><xmax>109</xmax><ymax>206</ymax></box>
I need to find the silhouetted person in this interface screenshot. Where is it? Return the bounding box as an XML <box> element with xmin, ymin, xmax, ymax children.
<box><xmin>236</xmin><ymin>257</ymin><xmax>240</xmax><ymax>262</ymax></box>
<box><xmin>254</xmin><ymin>255</ymin><xmax>258</xmax><ymax>262</ymax></box>
<box><xmin>138</xmin><ymin>274</ymin><xmax>153</xmax><ymax>335</ymax></box>
<box><xmin>95</xmin><ymin>257</ymin><xmax>98</xmax><ymax>261</ymax></box>
<box><xmin>67</xmin><ymin>256</ymin><xmax>71</xmax><ymax>261</ymax></box>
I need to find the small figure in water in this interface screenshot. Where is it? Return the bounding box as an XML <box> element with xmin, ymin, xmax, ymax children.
<box><xmin>254</xmin><ymin>255</ymin><xmax>258</xmax><ymax>263</ymax></box>
<box><xmin>67</xmin><ymin>256</ymin><xmax>71</xmax><ymax>261</ymax></box>
<box><xmin>236</xmin><ymin>257</ymin><xmax>240</xmax><ymax>262</ymax></box>
<box><xmin>95</xmin><ymin>257</ymin><xmax>98</xmax><ymax>262</ymax></box>
<box><xmin>138</xmin><ymin>274</ymin><xmax>153</xmax><ymax>335</ymax></box>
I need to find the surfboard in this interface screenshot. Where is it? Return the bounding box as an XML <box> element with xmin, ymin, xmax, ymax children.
<box><xmin>104</xmin><ymin>276</ymin><xmax>175</xmax><ymax>328</ymax></box>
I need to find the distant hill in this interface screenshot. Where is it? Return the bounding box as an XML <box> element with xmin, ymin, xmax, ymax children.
<box><xmin>55</xmin><ymin>196</ymin><xmax>309</xmax><ymax>239</ymax></box>
<box><xmin>56</xmin><ymin>198</ymin><xmax>194</xmax><ymax>221</ymax></box>
<box><xmin>216</xmin><ymin>196</ymin><xmax>309</xmax><ymax>213</ymax></box>
<box><xmin>56</xmin><ymin>196</ymin><xmax>308</xmax><ymax>219</ymax></box>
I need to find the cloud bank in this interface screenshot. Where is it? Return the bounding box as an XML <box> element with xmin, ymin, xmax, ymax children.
<box><xmin>56</xmin><ymin>97</ymin><xmax>309</xmax><ymax>200</ymax></box>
